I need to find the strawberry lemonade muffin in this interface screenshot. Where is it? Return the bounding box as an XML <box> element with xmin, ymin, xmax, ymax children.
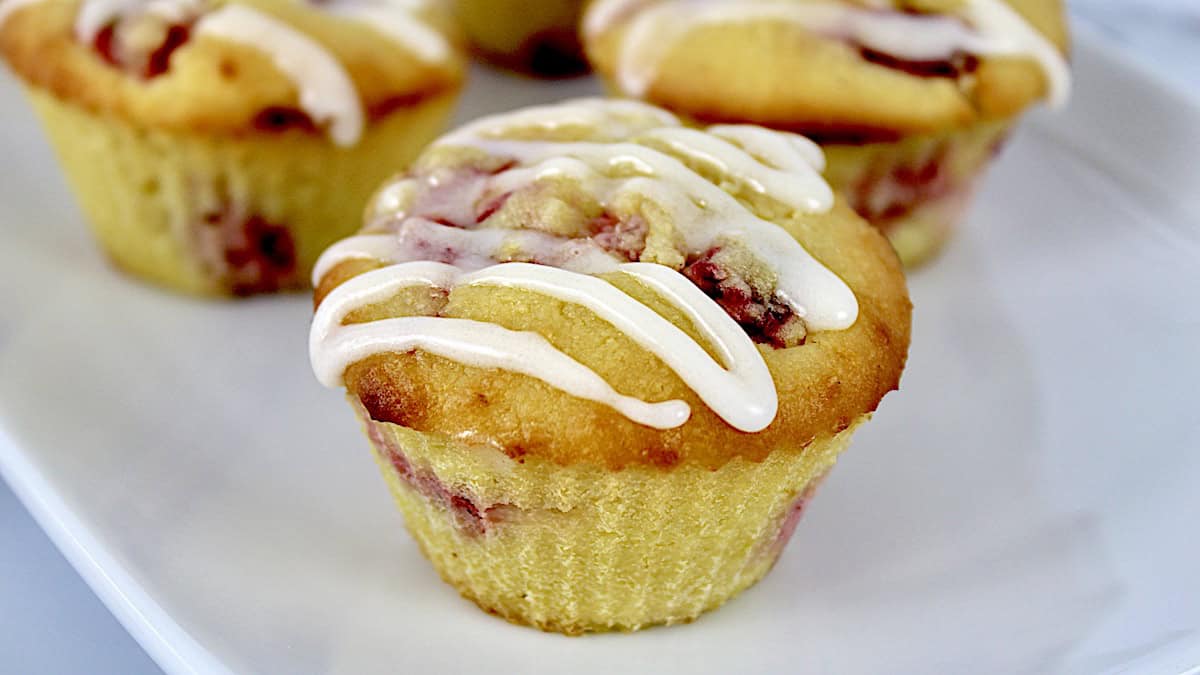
<box><xmin>0</xmin><ymin>0</ymin><xmax>465</xmax><ymax>295</ymax></box>
<box><xmin>584</xmin><ymin>0</ymin><xmax>1071</xmax><ymax>266</ymax></box>
<box><xmin>310</xmin><ymin>99</ymin><xmax>911</xmax><ymax>633</ymax></box>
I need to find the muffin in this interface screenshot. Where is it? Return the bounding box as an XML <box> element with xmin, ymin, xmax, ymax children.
<box><xmin>309</xmin><ymin>99</ymin><xmax>911</xmax><ymax>633</ymax></box>
<box><xmin>0</xmin><ymin>0</ymin><xmax>465</xmax><ymax>296</ymax></box>
<box><xmin>583</xmin><ymin>0</ymin><xmax>1071</xmax><ymax>266</ymax></box>
<box><xmin>453</xmin><ymin>0</ymin><xmax>587</xmax><ymax>76</ymax></box>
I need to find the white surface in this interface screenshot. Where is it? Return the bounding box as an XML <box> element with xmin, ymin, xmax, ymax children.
<box><xmin>0</xmin><ymin>477</ymin><xmax>162</xmax><ymax>674</ymax></box>
<box><xmin>2</xmin><ymin>34</ymin><xmax>1200</xmax><ymax>675</ymax></box>
<box><xmin>1072</xmin><ymin>0</ymin><xmax>1200</xmax><ymax>95</ymax></box>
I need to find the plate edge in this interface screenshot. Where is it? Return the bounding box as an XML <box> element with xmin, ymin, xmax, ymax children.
<box><xmin>0</xmin><ymin>427</ymin><xmax>234</xmax><ymax>675</ymax></box>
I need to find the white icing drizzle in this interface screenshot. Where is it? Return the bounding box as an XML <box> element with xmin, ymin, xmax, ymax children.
<box><xmin>196</xmin><ymin>5</ymin><xmax>363</xmax><ymax>146</ymax></box>
<box><xmin>441</xmin><ymin>98</ymin><xmax>680</xmax><ymax>145</ymax></box>
<box><xmin>323</xmin><ymin>0</ymin><xmax>450</xmax><ymax>63</ymax></box>
<box><xmin>469</xmin><ymin>262</ymin><xmax>777</xmax><ymax>432</ymax></box>
<box><xmin>708</xmin><ymin>124</ymin><xmax>826</xmax><ymax>173</ymax></box>
<box><xmin>960</xmin><ymin>0</ymin><xmax>1071</xmax><ymax>108</ymax></box>
<box><xmin>581</xmin><ymin>0</ymin><xmax>647</xmax><ymax>39</ymax></box>
<box><xmin>310</xmin><ymin>262</ymin><xmax>693</xmax><ymax>430</ymax></box>
<box><xmin>437</xmin><ymin>102</ymin><xmax>855</xmax><ymax>331</ymax></box>
<box><xmin>311</xmin><ymin>260</ymin><xmax>779</xmax><ymax>431</ymax></box>
<box><xmin>311</xmin><ymin>100</ymin><xmax>858</xmax><ymax>432</ymax></box>
<box><xmin>74</xmin><ymin>0</ymin><xmax>205</xmax><ymax>43</ymax></box>
<box><xmin>311</xmin><ymin>219</ymin><xmax>622</xmax><ymax>285</ymax></box>
<box><xmin>586</xmin><ymin>0</ymin><xmax>1071</xmax><ymax>109</ymax></box>
<box><xmin>313</xmin><ymin>234</ymin><xmax>399</xmax><ymax>285</ymax></box>
<box><xmin>76</xmin><ymin>0</ymin><xmax>146</xmax><ymax>42</ymax></box>
<box><xmin>367</xmin><ymin>179</ymin><xmax>417</xmax><ymax>222</ymax></box>
<box><xmin>639</xmin><ymin>126</ymin><xmax>833</xmax><ymax>212</ymax></box>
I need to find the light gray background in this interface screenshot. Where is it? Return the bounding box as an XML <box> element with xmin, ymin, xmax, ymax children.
<box><xmin>1</xmin><ymin>5</ymin><xmax>1196</xmax><ymax>674</ymax></box>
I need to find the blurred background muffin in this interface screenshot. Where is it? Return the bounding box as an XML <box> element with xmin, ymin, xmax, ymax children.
<box><xmin>0</xmin><ymin>0</ymin><xmax>465</xmax><ymax>296</ymax></box>
<box><xmin>454</xmin><ymin>0</ymin><xmax>588</xmax><ymax>76</ymax></box>
<box><xmin>584</xmin><ymin>0</ymin><xmax>1071</xmax><ymax>266</ymax></box>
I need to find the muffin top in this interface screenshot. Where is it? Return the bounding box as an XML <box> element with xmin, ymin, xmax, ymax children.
<box><xmin>0</xmin><ymin>0</ymin><xmax>465</xmax><ymax>145</ymax></box>
<box><xmin>310</xmin><ymin>99</ymin><xmax>911</xmax><ymax>470</ymax></box>
<box><xmin>584</xmin><ymin>0</ymin><xmax>1070</xmax><ymax>140</ymax></box>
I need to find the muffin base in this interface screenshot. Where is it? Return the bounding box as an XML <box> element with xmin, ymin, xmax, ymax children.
<box><xmin>822</xmin><ymin>120</ymin><xmax>1012</xmax><ymax>267</ymax></box>
<box><xmin>25</xmin><ymin>87</ymin><xmax>458</xmax><ymax>296</ymax></box>
<box><xmin>357</xmin><ymin>402</ymin><xmax>860</xmax><ymax>634</ymax></box>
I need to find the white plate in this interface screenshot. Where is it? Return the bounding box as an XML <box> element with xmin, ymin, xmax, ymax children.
<box><xmin>2</xmin><ymin>33</ymin><xmax>1199</xmax><ymax>675</ymax></box>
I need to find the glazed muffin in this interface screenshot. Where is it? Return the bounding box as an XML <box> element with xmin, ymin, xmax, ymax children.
<box><xmin>309</xmin><ymin>99</ymin><xmax>911</xmax><ymax>633</ymax></box>
<box><xmin>584</xmin><ymin>0</ymin><xmax>1071</xmax><ymax>266</ymax></box>
<box><xmin>454</xmin><ymin>0</ymin><xmax>587</xmax><ymax>76</ymax></box>
<box><xmin>0</xmin><ymin>0</ymin><xmax>465</xmax><ymax>296</ymax></box>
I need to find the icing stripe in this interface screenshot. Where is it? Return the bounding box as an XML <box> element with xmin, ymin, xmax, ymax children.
<box><xmin>76</xmin><ymin>0</ymin><xmax>140</xmax><ymax>42</ymax></box>
<box><xmin>196</xmin><ymin>5</ymin><xmax>364</xmax><ymax>146</ymax></box>
<box><xmin>311</xmin><ymin>260</ymin><xmax>779</xmax><ymax>431</ymax></box>
<box><xmin>325</xmin><ymin>0</ymin><xmax>450</xmax><ymax>63</ymax></box>
<box><xmin>74</xmin><ymin>0</ymin><xmax>205</xmax><ymax>42</ymax></box>
<box><xmin>440</xmin><ymin>98</ymin><xmax>680</xmax><ymax>146</ymax></box>
<box><xmin>961</xmin><ymin>0</ymin><xmax>1071</xmax><ymax>108</ymax></box>
<box><xmin>321</xmin><ymin>317</ymin><xmax>691</xmax><ymax>429</ymax></box>
<box><xmin>312</xmin><ymin>220</ymin><xmax>625</xmax><ymax>285</ymax></box>
<box><xmin>467</xmin><ymin>262</ymin><xmax>777</xmax><ymax>431</ymax></box>
<box><xmin>310</xmin><ymin>262</ymin><xmax>694</xmax><ymax>429</ymax></box>
<box><xmin>708</xmin><ymin>124</ymin><xmax>826</xmax><ymax>172</ymax></box>
<box><xmin>640</xmin><ymin>126</ymin><xmax>833</xmax><ymax>213</ymax></box>
<box><xmin>312</xmin><ymin>233</ymin><xmax>398</xmax><ymax>285</ymax></box>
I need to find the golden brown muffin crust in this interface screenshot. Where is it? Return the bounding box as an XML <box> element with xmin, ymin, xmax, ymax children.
<box><xmin>585</xmin><ymin>0</ymin><xmax>1069</xmax><ymax>138</ymax></box>
<box><xmin>320</xmin><ymin>197</ymin><xmax>911</xmax><ymax>471</ymax></box>
<box><xmin>0</xmin><ymin>0</ymin><xmax>465</xmax><ymax>136</ymax></box>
